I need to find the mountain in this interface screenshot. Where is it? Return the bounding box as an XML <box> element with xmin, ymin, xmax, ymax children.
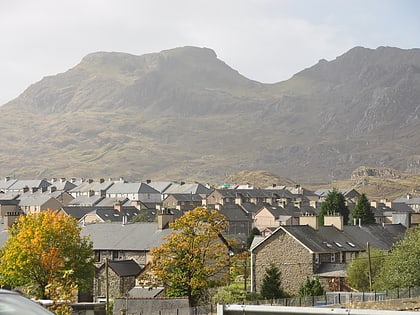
<box><xmin>0</xmin><ymin>46</ymin><xmax>419</xmax><ymax>183</ymax></box>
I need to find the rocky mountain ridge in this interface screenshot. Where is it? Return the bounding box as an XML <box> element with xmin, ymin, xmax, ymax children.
<box><xmin>0</xmin><ymin>45</ymin><xmax>419</xmax><ymax>183</ymax></box>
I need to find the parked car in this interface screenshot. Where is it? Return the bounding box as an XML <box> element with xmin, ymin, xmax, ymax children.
<box><xmin>0</xmin><ymin>289</ymin><xmax>54</xmax><ymax>314</ymax></box>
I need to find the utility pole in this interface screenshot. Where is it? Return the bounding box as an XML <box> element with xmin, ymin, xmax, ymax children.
<box><xmin>367</xmin><ymin>242</ymin><xmax>373</xmax><ymax>291</ymax></box>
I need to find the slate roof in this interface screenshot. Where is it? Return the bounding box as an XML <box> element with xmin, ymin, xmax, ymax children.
<box><xmin>69</xmin><ymin>195</ymin><xmax>104</xmax><ymax>206</ymax></box>
<box><xmin>48</xmin><ymin>181</ymin><xmax>77</xmax><ymax>191</ymax></box>
<box><xmin>147</xmin><ymin>181</ymin><xmax>172</xmax><ymax>193</ymax></box>
<box><xmin>128</xmin><ymin>286</ymin><xmax>164</xmax><ymax>298</ymax></box>
<box><xmin>61</xmin><ymin>206</ymin><xmax>97</xmax><ymax>220</ymax></box>
<box><xmin>18</xmin><ymin>194</ymin><xmax>58</xmax><ymax>207</ymax></box>
<box><xmin>164</xmin><ymin>194</ymin><xmax>203</xmax><ymax>202</ymax></box>
<box><xmin>239</xmin><ymin>202</ymin><xmax>266</xmax><ymax>214</ymax></box>
<box><xmin>163</xmin><ymin>183</ymin><xmax>212</xmax><ymax>195</ymax></box>
<box><xmin>7</xmin><ymin>179</ymin><xmax>51</xmax><ymax>191</ymax></box>
<box><xmin>214</xmin><ymin>188</ymin><xmax>295</xmax><ymax>199</ymax></box>
<box><xmin>218</xmin><ymin>204</ymin><xmax>250</xmax><ymax>221</ymax></box>
<box><xmin>315</xmin><ymin>263</ymin><xmax>347</xmax><ymax>277</ymax></box>
<box><xmin>80</xmin><ymin>222</ymin><xmax>173</xmax><ymax>251</ymax></box>
<box><xmin>0</xmin><ymin>179</ymin><xmax>17</xmax><ymax>190</ymax></box>
<box><xmin>108</xmin><ymin>259</ymin><xmax>143</xmax><ymax>277</ymax></box>
<box><xmin>253</xmin><ymin>223</ymin><xmax>406</xmax><ymax>254</ymax></box>
<box><xmin>106</xmin><ymin>182</ymin><xmax>159</xmax><ymax>194</ymax></box>
<box><xmin>95</xmin><ymin>197</ymin><xmax>130</xmax><ymax>207</ymax></box>
<box><xmin>83</xmin><ymin>207</ymin><xmax>140</xmax><ymax>223</ymax></box>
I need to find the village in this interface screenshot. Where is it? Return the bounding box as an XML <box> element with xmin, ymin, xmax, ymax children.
<box><xmin>0</xmin><ymin>175</ymin><xmax>419</xmax><ymax>314</ymax></box>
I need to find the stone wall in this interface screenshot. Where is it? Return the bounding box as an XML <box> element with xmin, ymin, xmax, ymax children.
<box><xmin>253</xmin><ymin>230</ymin><xmax>314</xmax><ymax>295</ymax></box>
<box><xmin>114</xmin><ymin>297</ymin><xmax>190</xmax><ymax>315</ymax></box>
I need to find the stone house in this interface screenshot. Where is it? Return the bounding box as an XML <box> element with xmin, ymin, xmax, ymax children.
<box><xmin>5</xmin><ymin>179</ymin><xmax>52</xmax><ymax>195</ymax></box>
<box><xmin>80</xmin><ymin>212</ymin><xmax>174</xmax><ymax>301</ymax></box>
<box><xmin>250</xmin><ymin>214</ymin><xmax>406</xmax><ymax>295</ymax></box>
<box><xmin>253</xmin><ymin>203</ymin><xmax>317</xmax><ymax>230</ymax></box>
<box><xmin>18</xmin><ymin>193</ymin><xmax>63</xmax><ymax>214</ymax></box>
<box><xmin>105</xmin><ymin>182</ymin><xmax>161</xmax><ymax>204</ymax></box>
<box><xmin>162</xmin><ymin>193</ymin><xmax>203</xmax><ymax>211</ymax></box>
<box><xmin>95</xmin><ymin>259</ymin><xmax>143</xmax><ymax>298</ymax></box>
<box><xmin>205</xmin><ymin>188</ymin><xmax>295</xmax><ymax>207</ymax></box>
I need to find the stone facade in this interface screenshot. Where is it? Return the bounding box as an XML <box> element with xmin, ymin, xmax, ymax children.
<box><xmin>94</xmin><ymin>263</ymin><xmax>138</xmax><ymax>299</ymax></box>
<box><xmin>253</xmin><ymin>230</ymin><xmax>313</xmax><ymax>295</ymax></box>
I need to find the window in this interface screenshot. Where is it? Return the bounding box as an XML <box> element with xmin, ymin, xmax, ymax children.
<box><xmin>95</xmin><ymin>251</ymin><xmax>101</xmax><ymax>262</ymax></box>
<box><xmin>331</xmin><ymin>253</ymin><xmax>336</xmax><ymax>263</ymax></box>
<box><xmin>112</xmin><ymin>251</ymin><xmax>119</xmax><ymax>260</ymax></box>
<box><xmin>315</xmin><ymin>254</ymin><xmax>319</xmax><ymax>264</ymax></box>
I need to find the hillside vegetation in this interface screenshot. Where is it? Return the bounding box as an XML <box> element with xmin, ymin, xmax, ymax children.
<box><xmin>0</xmin><ymin>46</ymin><xmax>419</xmax><ymax>185</ymax></box>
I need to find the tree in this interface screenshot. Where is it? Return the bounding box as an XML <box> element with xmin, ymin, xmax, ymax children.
<box><xmin>0</xmin><ymin>210</ymin><xmax>94</xmax><ymax>300</ymax></box>
<box><xmin>352</xmin><ymin>193</ymin><xmax>375</xmax><ymax>224</ymax></box>
<box><xmin>149</xmin><ymin>207</ymin><xmax>232</xmax><ymax>307</ymax></box>
<box><xmin>374</xmin><ymin>226</ymin><xmax>420</xmax><ymax>290</ymax></box>
<box><xmin>298</xmin><ymin>276</ymin><xmax>325</xmax><ymax>297</ymax></box>
<box><xmin>246</xmin><ymin>227</ymin><xmax>261</xmax><ymax>250</ymax></box>
<box><xmin>318</xmin><ymin>189</ymin><xmax>349</xmax><ymax>225</ymax></box>
<box><xmin>260</xmin><ymin>264</ymin><xmax>287</xmax><ymax>299</ymax></box>
<box><xmin>346</xmin><ymin>247</ymin><xmax>386</xmax><ymax>291</ymax></box>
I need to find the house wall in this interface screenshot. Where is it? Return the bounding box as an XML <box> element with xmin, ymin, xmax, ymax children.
<box><xmin>254</xmin><ymin>208</ymin><xmax>279</xmax><ymax>230</ymax></box>
<box><xmin>95</xmin><ymin>250</ymin><xmax>148</xmax><ymax>266</ymax></box>
<box><xmin>253</xmin><ymin>230</ymin><xmax>313</xmax><ymax>295</ymax></box>
<box><xmin>94</xmin><ymin>267</ymin><xmax>136</xmax><ymax>299</ymax></box>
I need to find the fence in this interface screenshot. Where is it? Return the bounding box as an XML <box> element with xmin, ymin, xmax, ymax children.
<box><xmin>115</xmin><ymin>286</ymin><xmax>420</xmax><ymax>315</ymax></box>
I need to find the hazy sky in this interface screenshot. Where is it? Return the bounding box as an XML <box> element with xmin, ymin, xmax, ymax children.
<box><xmin>1</xmin><ymin>0</ymin><xmax>419</xmax><ymax>104</ymax></box>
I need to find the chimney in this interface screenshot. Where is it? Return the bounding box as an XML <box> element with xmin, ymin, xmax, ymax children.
<box><xmin>88</xmin><ymin>178</ymin><xmax>93</xmax><ymax>184</ymax></box>
<box><xmin>114</xmin><ymin>202</ymin><xmax>122</xmax><ymax>212</ymax></box>
<box><xmin>309</xmin><ymin>200</ymin><xmax>318</xmax><ymax>209</ymax></box>
<box><xmin>5</xmin><ymin>176</ymin><xmax>11</xmax><ymax>182</ymax></box>
<box><xmin>324</xmin><ymin>213</ymin><xmax>344</xmax><ymax>231</ymax></box>
<box><xmin>51</xmin><ymin>178</ymin><xmax>57</xmax><ymax>183</ymax></box>
<box><xmin>88</xmin><ymin>190</ymin><xmax>94</xmax><ymax>197</ymax></box>
<box><xmin>31</xmin><ymin>187</ymin><xmax>38</xmax><ymax>193</ymax></box>
<box><xmin>146</xmin><ymin>179</ymin><xmax>151</xmax><ymax>184</ymax></box>
<box><xmin>157</xmin><ymin>208</ymin><xmax>174</xmax><ymax>229</ymax></box>
<box><xmin>294</xmin><ymin>200</ymin><xmax>302</xmax><ymax>208</ymax></box>
<box><xmin>23</xmin><ymin>186</ymin><xmax>29</xmax><ymax>193</ymax></box>
<box><xmin>49</xmin><ymin>186</ymin><xmax>57</xmax><ymax>193</ymax></box>
<box><xmin>300</xmin><ymin>213</ymin><xmax>318</xmax><ymax>230</ymax></box>
<box><xmin>60</xmin><ymin>178</ymin><xmax>66</xmax><ymax>183</ymax></box>
<box><xmin>100</xmin><ymin>178</ymin><xmax>105</xmax><ymax>183</ymax></box>
<box><xmin>370</xmin><ymin>201</ymin><xmax>377</xmax><ymax>208</ymax></box>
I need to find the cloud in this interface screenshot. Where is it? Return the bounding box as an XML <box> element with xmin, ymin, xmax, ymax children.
<box><xmin>0</xmin><ymin>0</ymin><xmax>419</xmax><ymax>104</ymax></box>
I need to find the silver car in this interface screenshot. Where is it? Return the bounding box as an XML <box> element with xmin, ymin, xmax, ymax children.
<box><xmin>0</xmin><ymin>289</ymin><xmax>55</xmax><ymax>315</ymax></box>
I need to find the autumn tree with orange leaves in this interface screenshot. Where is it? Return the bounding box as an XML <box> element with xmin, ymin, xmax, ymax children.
<box><xmin>149</xmin><ymin>207</ymin><xmax>233</xmax><ymax>307</ymax></box>
<box><xmin>0</xmin><ymin>210</ymin><xmax>94</xmax><ymax>302</ymax></box>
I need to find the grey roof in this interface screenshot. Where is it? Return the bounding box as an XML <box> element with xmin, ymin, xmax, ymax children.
<box><xmin>69</xmin><ymin>195</ymin><xmax>104</xmax><ymax>206</ymax></box>
<box><xmin>218</xmin><ymin>204</ymin><xmax>250</xmax><ymax>221</ymax></box>
<box><xmin>84</xmin><ymin>207</ymin><xmax>140</xmax><ymax>223</ymax></box>
<box><xmin>61</xmin><ymin>206</ymin><xmax>97</xmax><ymax>220</ymax></box>
<box><xmin>80</xmin><ymin>222</ymin><xmax>173</xmax><ymax>251</ymax></box>
<box><xmin>108</xmin><ymin>259</ymin><xmax>143</xmax><ymax>277</ymax></box>
<box><xmin>7</xmin><ymin>179</ymin><xmax>51</xmax><ymax>190</ymax></box>
<box><xmin>163</xmin><ymin>183</ymin><xmax>212</xmax><ymax>195</ymax></box>
<box><xmin>48</xmin><ymin>181</ymin><xmax>77</xmax><ymax>191</ymax></box>
<box><xmin>18</xmin><ymin>193</ymin><xmax>58</xmax><ymax>207</ymax></box>
<box><xmin>315</xmin><ymin>263</ymin><xmax>347</xmax><ymax>277</ymax></box>
<box><xmin>314</xmin><ymin>188</ymin><xmax>358</xmax><ymax>197</ymax></box>
<box><xmin>214</xmin><ymin>188</ymin><xmax>294</xmax><ymax>199</ymax></box>
<box><xmin>106</xmin><ymin>182</ymin><xmax>159</xmax><ymax>194</ymax></box>
<box><xmin>128</xmin><ymin>286</ymin><xmax>164</xmax><ymax>298</ymax></box>
<box><xmin>0</xmin><ymin>179</ymin><xmax>17</xmax><ymax>190</ymax></box>
<box><xmin>240</xmin><ymin>202</ymin><xmax>267</xmax><ymax>214</ymax></box>
<box><xmin>164</xmin><ymin>194</ymin><xmax>203</xmax><ymax>202</ymax></box>
<box><xmin>253</xmin><ymin>223</ymin><xmax>406</xmax><ymax>254</ymax></box>
<box><xmin>93</xmin><ymin>197</ymin><xmax>129</xmax><ymax>207</ymax></box>
<box><xmin>147</xmin><ymin>181</ymin><xmax>172</xmax><ymax>193</ymax></box>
